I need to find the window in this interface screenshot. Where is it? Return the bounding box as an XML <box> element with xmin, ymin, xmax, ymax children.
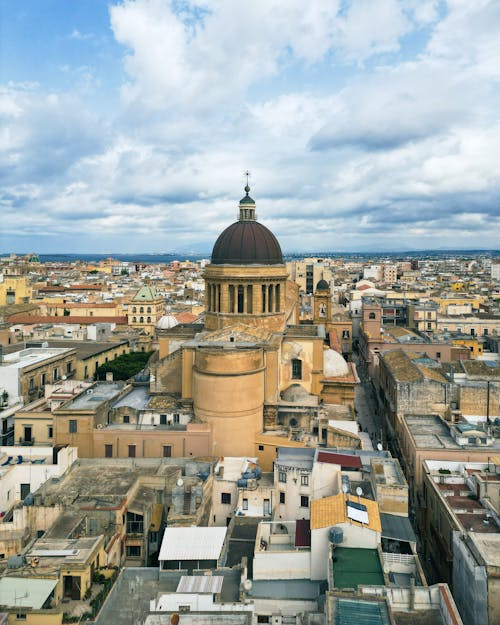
<box><xmin>128</xmin><ymin>445</ymin><xmax>136</xmax><ymax>458</ymax></box>
<box><xmin>243</xmin><ymin>498</ymin><xmax>248</xmax><ymax>510</ymax></box>
<box><xmin>291</xmin><ymin>358</ymin><xmax>302</xmax><ymax>380</ymax></box>
<box><xmin>163</xmin><ymin>445</ymin><xmax>172</xmax><ymax>458</ymax></box>
<box><xmin>69</xmin><ymin>420</ymin><xmax>77</xmax><ymax>433</ymax></box>
<box><xmin>221</xmin><ymin>492</ymin><xmax>231</xmax><ymax>504</ymax></box>
<box><xmin>53</xmin><ymin>367</ymin><xmax>59</xmax><ymax>382</ymax></box>
<box><xmin>369</xmin><ymin>312</ymin><xmax>376</xmax><ymax>319</ymax></box>
<box><xmin>126</xmin><ymin>545</ymin><xmax>141</xmax><ymax>558</ymax></box>
<box><xmin>279</xmin><ymin>492</ymin><xmax>285</xmax><ymax>504</ymax></box>
<box><xmin>301</xmin><ymin>475</ymin><xmax>309</xmax><ymax>486</ymax></box>
<box><xmin>257</xmin><ymin>616</ymin><xmax>270</xmax><ymax>624</ymax></box>
<box><xmin>278</xmin><ymin>471</ymin><xmax>287</xmax><ymax>483</ymax></box>
<box><xmin>173</xmin><ymin>413</ymin><xmax>180</xmax><ymax>424</ymax></box>
<box><xmin>105</xmin><ymin>444</ymin><xmax>113</xmax><ymax>458</ymax></box>
<box><xmin>470</xmin><ymin>328</ymin><xmax>475</xmax><ymax>336</ymax></box>
<box><xmin>147</xmin><ymin>307</ymin><xmax>151</xmax><ymax>313</ymax></box>
<box><xmin>140</xmin><ymin>307</ymin><xmax>144</xmax><ymax>313</ymax></box>
<box><xmin>40</xmin><ymin>372</ymin><xmax>46</xmax><ymax>386</ymax></box>
<box><xmin>123</xmin><ymin>415</ymin><xmax>130</xmax><ymax>424</ymax></box>
<box><xmin>342</xmin><ymin>329</ymin><xmax>350</xmax><ymax>338</ymax></box>
<box><xmin>48</xmin><ymin>426</ymin><xmax>53</xmax><ymax>439</ymax></box>
<box><xmin>427</xmin><ymin>322</ymin><xmax>432</xmax><ymax>330</ymax></box>
<box><xmin>237</xmin><ymin>285</ymin><xmax>244</xmax><ymax>313</ymax></box>
<box><xmin>301</xmin><ymin>495</ymin><xmax>309</xmax><ymax>508</ymax></box>
<box><xmin>258</xmin><ymin>445</ymin><xmax>264</xmax><ymax>451</ymax></box>
<box><xmin>484</xmin><ymin>328</ymin><xmax>488</xmax><ymax>336</ymax></box>
<box><xmin>436</xmin><ymin>352</ymin><xmax>441</xmax><ymax>359</ymax></box>
<box><xmin>29</xmin><ymin>377</ymin><xmax>34</xmax><ymax>391</ymax></box>
<box><xmin>15</xmin><ymin>614</ymin><xmax>27</xmax><ymax>621</ymax></box>
<box><xmin>160</xmin><ymin>414</ymin><xmax>167</xmax><ymax>425</ymax></box>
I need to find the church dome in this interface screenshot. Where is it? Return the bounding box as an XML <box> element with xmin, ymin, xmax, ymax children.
<box><xmin>316</xmin><ymin>279</ymin><xmax>329</xmax><ymax>291</ymax></box>
<box><xmin>210</xmin><ymin>185</ymin><xmax>283</xmax><ymax>265</ymax></box>
<box><xmin>323</xmin><ymin>348</ymin><xmax>350</xmax><ymax>378</ymax></box>
<box><xmin>282</xmin><ymin>383</ymin><xmax>310</xmax><ymax>403</ymax></box>
<box><xmin>157</xmin><ymin>314</ymin><xmax>178</xmax><ymax>330</ymax></box>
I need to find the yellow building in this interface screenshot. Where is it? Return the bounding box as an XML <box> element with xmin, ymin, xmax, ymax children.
<box><xmin>128</xmin><ymin>284</ymin><xmax>165</xmax><ymax>335</ymax></box>
<box><xmin>0</xmin><ymin>275</ymin><xmax>32</xmax><ymax>306</ymax></box>
<box><xmin>153</xmin><ymin>186</ymin><xmax>358</xmax><ymax>462</ymax></box>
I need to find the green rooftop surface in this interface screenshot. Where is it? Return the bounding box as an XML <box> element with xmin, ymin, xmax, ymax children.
<box><xmin>333</xmin><ymin>547</ymin><xmax>384</xmax><ymax>589</ymax></box>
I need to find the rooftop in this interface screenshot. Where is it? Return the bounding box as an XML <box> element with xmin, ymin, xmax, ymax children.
<box><xmin>311</xmin><ymin>493</ymin><xmax>381</xmax><ymax>532</ymax></box>
<box><xmin>112</xmin><ymin>385</ymin><xmax>150</xmax><ymax>410</ymax></box>
<box><xmin>59</xmin><ymin>381</ymin><xmax>125</xmax><ymax>410</ymax></box>
<box><xmin>0</xmin><ymin>346</ymin><xmax>74</xmax><ymax>370</ymax></box>
<box><xmin>333</xmin><ymin>547</ymin><xmax>385</xmax><ymax>589</ymax></box>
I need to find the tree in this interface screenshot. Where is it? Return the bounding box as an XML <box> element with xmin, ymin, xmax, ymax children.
<box><xmin>95</xmin><ymin>351</ymin><xmax>153</xmax><ymax>381</ymax></box>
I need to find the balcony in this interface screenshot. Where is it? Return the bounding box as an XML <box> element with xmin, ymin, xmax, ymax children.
<box><xmin>19</xmin><ymin>437</ymin><xmax>35</xmax><ymax>446</ymax></box>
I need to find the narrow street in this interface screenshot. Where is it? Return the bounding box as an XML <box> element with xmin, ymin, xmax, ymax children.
<box><xmin>353</xmin><ymin>352</ymin><xmax>386</xmax><ymax>449</ymax></box>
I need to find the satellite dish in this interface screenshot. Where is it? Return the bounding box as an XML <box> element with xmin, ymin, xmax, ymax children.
<box><xmin>176</xmin><ymin>478</ymin><xmax>184</xmax><ymax>487</ymax></box>
<box><xmin>342</xmin><ymin>484</ymin><xmax>349</xmax><ymax>494</ymax></box>
<box><xmin>356</xmin><ymin>487</ymin><xmax>363</xmax><ymax>497</ymax></box>
<box><xmin>377</xmin><ymin>442</ymin><xmax>383</xmax><ymax>451</ymax></box>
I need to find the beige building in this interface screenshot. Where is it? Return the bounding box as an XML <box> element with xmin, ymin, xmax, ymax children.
<box><xmin>128</xmin><ymin>284</ymin><xmax>165</xmax><ymax>335</ymax></box>
<box><xmin>0</xmin><ymin>275</ymin><xmax>32</xmax><ymax>306</ymax></box>
<box><xmin>153</xmin><ymin>187</ymin><xmax>358</xmax><ymax>462</ymax></box>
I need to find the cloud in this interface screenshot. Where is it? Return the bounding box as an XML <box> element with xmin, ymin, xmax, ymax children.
<box><xmin>1</xmin><ymin>0</ymin><xmax>500</xmax><ymax>254</ymax></box>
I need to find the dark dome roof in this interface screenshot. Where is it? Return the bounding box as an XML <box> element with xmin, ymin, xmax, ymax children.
<box><xmin>316</xmin><ymin>279</ymin><xmax>329</xmax><ymax>291</ymax></box>
<box><xmin>211</xmin><ymin>221</ymin><xmax>283</xmax><ymax>265</ymax></box>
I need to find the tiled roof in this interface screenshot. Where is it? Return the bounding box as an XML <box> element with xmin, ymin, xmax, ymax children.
<box><xmin>7</xmin><ymin>314</ymin><xmax>128</xmax><ymax>325</ymax></box>
<box><xmin>132</xmin><ymin>285</ymin><xmax>160</xmax><ymax>302</ymax></box>
<box><xmin>311</xmin><ymin>493</ymin><xmax>381</xmax><ymax>532</ymax></box>
<box><xmin>380</xmin><ymin>349</ymin><xmax>421</xmax><ymax>383</ymax></box>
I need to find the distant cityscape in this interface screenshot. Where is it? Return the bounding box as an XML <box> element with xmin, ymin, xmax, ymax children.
<box><xmin>0</xmin><ymin>189</ymin><xmax>499</xmax><ymax>625</ymax></box>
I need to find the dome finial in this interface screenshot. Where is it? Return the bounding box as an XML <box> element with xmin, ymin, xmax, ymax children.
<box><xmin>244</xmin><ymin>170</ymin><xmax>251</xmax><ymax>195</ymax></box>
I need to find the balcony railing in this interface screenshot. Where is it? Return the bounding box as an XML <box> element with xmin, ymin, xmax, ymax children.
<box><xmin>19</xmin><ymin>437</ymin><xmax>35</xmax><ymax>446</ymax></box>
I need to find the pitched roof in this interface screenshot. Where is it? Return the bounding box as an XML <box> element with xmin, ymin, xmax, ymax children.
<box><xmin>310</xmin><ymin>493</ymin><xmax>381</xmax><ymax>532</ymax></box>
<box><xmin>380</xmin><ymin>349</ymin><xmax>422</xmax><ymax>383</ymax></box>
<box><xmin>132</xmin><ymin>285</ymin><xmax>160</xmax><ymax>302</ymax></box>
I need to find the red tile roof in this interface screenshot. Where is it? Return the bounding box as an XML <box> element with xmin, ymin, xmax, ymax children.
<box><xmin>8</xmin><ymin>314</ymin><xmax>128</xmax><ymax>325</ymax></box>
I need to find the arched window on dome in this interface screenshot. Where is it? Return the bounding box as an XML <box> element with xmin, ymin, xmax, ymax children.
<box><xmin>140</xmin><ymin>307</ymin><xmax>144</xmax><ymax>313</ymax></box>
<box><xmin>147</xmin><ymin>306</ymin><xmax>151</xmax><ymax>313</ymax></box>
<box><xmin>237</xmin><ymin>285</ymin><xmax>244</xmax><ymax>313</ymax></box>
<box><xmin>262</xmin><ymin>285</ymin><xmax>266</xmax><ymax>312</ymax></box>
<box><xmin>247</xmin><ymin>285</ymin><xmax>253</xmax><ymax>314</ymax></box>
<box><xmin>140</xmin><ymin>316</ymin><xmax>144</xmax><ymax>323</ymax></box>
<box><xmin>268</xmin><ymin>285</ymin><xmax>274</xmax><ymax>312</ymax></box>
<box><xmin>291</xmin><ymin>358</ymin><xmax>302</xmax><ymax>380</ymax></box>
<box><xmin>275</xmin><ymin>284</ymin><xmax>280</xmax><ymax>312</ymax></box>
<box><xmin>229</xmin><ymin>285</ymin><xmax>235</xmax><ymax>313</ymax></box>
<box><xmin>147</xmin><ymin>316</ymin><xmax>151</xmax><ymax>323</ymax></box>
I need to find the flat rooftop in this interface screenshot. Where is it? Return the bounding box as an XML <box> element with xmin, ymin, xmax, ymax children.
<box><xmin>333</xmin><ymin>547</ymin><xmax>385</xmax><ymax>589</ymax></box>
<box><xmin>61</xmin><ymin>382</ymin><xmax>125</xmax><ymax>410</ymax></box>
<box><xmin>112</xmin><ymin>386</ymin><xmax>150</xmax><ymax>409</ymax></box>
<box><xmin>0</xmin><ymin>347</ymin><xmax>74</xmax><ymax>370</ymax></box>
<box><xmin>371</xmin><ymin>458</ymin><xmax>407</xmax><ymax>487</ymax></box>
<box><xmin>437</xmin><ymin>482</ymin><xmax>500</xmax><ymax>534</ymax></box>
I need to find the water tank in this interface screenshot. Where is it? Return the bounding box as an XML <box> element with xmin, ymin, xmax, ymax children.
<box><xmin>237</xmin><ymin>478</ymin><xmax>248</xmax><ymax>487</ymax></box>
<box><xmin>8</xmin><ymin>555</ymin><xmax>26</xmax><ymax>569</ymax></box>
<box><xmin>242</xmin><ymin>470</ymin><xmax>256</xmax><ymax>479</ymax></box>
<box><xmin>23</xmin><ymin>493</ymin><xmax>34</xmax><ymax>506</ymax></box>
<box><xmin>254</xmin><ymin>466</ymin><xmax>262</xmax><ymax>479</ymax></box>
<box><xmin>329</xmin><ymin>526</ymin><xmax>344</xmax><ymax>545</ymax></box>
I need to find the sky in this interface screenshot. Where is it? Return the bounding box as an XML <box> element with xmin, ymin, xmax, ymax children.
<box><xmin>1</xmin><ymin>0</ymin><xmax>500</xmax><ymax>254</ymax></box>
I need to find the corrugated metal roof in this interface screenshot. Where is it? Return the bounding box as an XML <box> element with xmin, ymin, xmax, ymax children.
<box><xmin>176</xmin><ymin>576</ymin><xmax>224</xmax><ymax>594</ymax></box>
<box><xmin>0</xmin><ymin>577</ymin><xmax>58</xmax><ymax>609</ymax></box>
<box><xmin>317</xmin><ymin>451</ymin><xmax>362</xmax><ymax>469</ymax></box>
<box><xmin>159</xmin><ymin>527</ymin><xmax>227</xmax><ymax>561</ymax></box>
<box><xmin>380</xmin><ymin>513</ymin><xmax>416</xmax><ymax>544</ymax></box>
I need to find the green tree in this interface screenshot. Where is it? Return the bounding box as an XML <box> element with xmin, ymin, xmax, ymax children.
<box><xmin>95</xmin><ymin>351</ymin><xmax>153</xmax><ymax>381</ymax></box>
